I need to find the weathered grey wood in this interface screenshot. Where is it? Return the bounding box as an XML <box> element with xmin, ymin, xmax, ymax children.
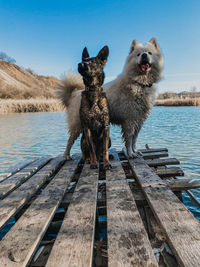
<box><xmin>0</xmin><ymin>158</ymin><xmax>37</xmax><ymax>182</ymax></box>
<box><xmin>168</xmin><ymin>178</ymin><xmax>200</xmax><ymax>191</ymax></box>
<box><xmin>142</xmin><ymin>151</ymin><xmax>168</xmax><ymax>159</ymax></box>
<box><xmin>0</xmin><ymin>156</ymin><xmax>64</xmax><ymax>231</ymax></box>
<box><xmin>155</xmin><ymin>167</ymin><xmax>184</xmax><ymax>177</ymax></box>
<box><xmin>129</xmin><ymin>156</ymin><xmax>200</xmax><ymax>267</ymax></box>
<box><xmin>106</xmin><ymin>153</ymin><xmax>158</xmax><ymax>267</ymax></box>
<box><xmin>145</xmin><ymin>158</ymin><xmax>180</xmax><ymax>167</ymax></box>
<box><xmin>0</xmin><ymin>157</ymin><xmax>79</xmax><ymax>266</ymax></box>
<box><xmin>130</xmin><ymin>179</ymin><xmax>200</xmax><ymax>202</ymax></box>
<box><xmin>46</xmin><ymin>164</ymin><xmax>99</xmax><ymax>267</ymax></box>
<box><xmin>122</xmin><ymin>147</ymin><xmax>168</xmax><ymax>160</ymax></box>
<box><xmin>0</xmin><ymin>156</ymin><xmax>51</xmax><ymax>199</ymax></box>
<box><xmin>139</xmin><ymin>148</ymin><xmax>168</xmax><ymax>153</ymax></box>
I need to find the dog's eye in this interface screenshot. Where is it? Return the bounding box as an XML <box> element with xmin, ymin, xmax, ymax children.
<box><xmin>137</xmin><ymin>53</ymin><xmax>140</xmax><ymax>56</ymax></box>
<box><xmin>148</xmin><ymin>51</ymin><xmax>152</xmax><ymax>55</ymax></box>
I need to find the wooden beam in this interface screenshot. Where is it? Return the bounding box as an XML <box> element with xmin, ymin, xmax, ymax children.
<box><xmin>46</xmin><ymin>164</ymin><xmax>99</xmax><ymax>267</ymax></box>
<box><xmin>129</xmin><ymin>156</ymin><xmax>200</xmax><ymax>267</ymax></box>
<box><xmin>155</xmin><ymin>167</ymin><xmax>184</xmax><ymax>178</ymax></box>
<box><xmin>142</xmin><ymin>152</ymin><xmax>168</xmax><ymax>159</ymax></box>
<box><xmin>145</xmin><ymin>158</ymin><xmax>180</xmax><ymax>167</ymax></box>
<box><xmin>106</xmin><ymin>153</ymin><xmax>158</xmax><ymax>267</ymax></box>
<box><xmin>0</xmin><ymin>157</ymin><xmax>79</xmax><ymax>266</ymax></box>
<box><xmin>168</xmin><ymin>179</ymin><xmax>200</xmax><ymax>191</ymax></box>
<box><xmin>139</xmin><ymin>148</ymin><xmax>168</xmax><ymax>153</ymax></box>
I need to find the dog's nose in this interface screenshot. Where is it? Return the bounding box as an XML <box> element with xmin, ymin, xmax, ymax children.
<box><xmin>141</xmin><ymin>53</ymin><xmax>148</xmax><ymax>59</ymax></box>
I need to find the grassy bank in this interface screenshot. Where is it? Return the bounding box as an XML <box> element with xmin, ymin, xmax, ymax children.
<box><xmin>0</xmin><ymin>99</ymin><xmax>64</xmax><ymax>114</ymax></box>
<box><xmin>156</xmin><ymin>98</ymin><xmax>200</xmax><ymax>106</ymax></box>
<box><xmin>1</xmin><ymin>97</ymin><xmax>200</xmax><ymax>114</ymax></box>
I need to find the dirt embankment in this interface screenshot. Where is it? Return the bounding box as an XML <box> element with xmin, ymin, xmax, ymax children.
<box><xmin>0</xmin><ymin>61</ymin><xmax>59</xmax><ymax>99</ymax></box>
<box><xmin>0</xmin><ymin>61</ymin><xmax>65</xmax><ymax>113</ymax></box>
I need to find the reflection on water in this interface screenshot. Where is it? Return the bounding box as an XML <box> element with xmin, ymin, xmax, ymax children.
<box><xmin>0</xmin><ymin>107</ymin><xmax>200</xmax><ymax>217</ymax></box>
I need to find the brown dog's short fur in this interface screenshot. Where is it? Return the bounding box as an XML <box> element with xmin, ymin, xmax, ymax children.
<box><xmin>78</xmin><ymin>46</ymin><xmax>111</xmax><ymax>169</ymax></box>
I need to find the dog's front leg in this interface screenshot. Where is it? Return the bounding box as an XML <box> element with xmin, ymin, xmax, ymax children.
<box><xmin>64</xmin><ymin>131</ymin><xmax>80</xmax><ymax>160</ymax></box>
<box><xmin>86</xmin><ymin>128</ymin><xmax>98</xmax><ymax>169</ymax></box>
<box><xmin>125</xmin><ymin>135</ymin><xmax>137</xmax><ymax>158</ymax></box>
<box><xmin>102</xmin><ymin>126</ymin><xmax>112</xmax><ymax>170</ymax></box>
<box><xmin>132</xmin><ymin>130</ymin><xmax>143</xmax><ymax>156</ymax></box>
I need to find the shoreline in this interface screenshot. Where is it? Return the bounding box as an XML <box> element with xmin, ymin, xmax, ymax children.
<box><xmin>0</xmin><ymin>99</ymin><xmax>64</xmax><ymax>114</ymax></box>
<box><xmin>156</xmin><ymin>98</ymin><xmax>200</xmax><ymax>106</ymax></box>
<box><xmin>0</xmin><ymin>98</ymin><xmax>199</xmax><ymax>114</ymax></box>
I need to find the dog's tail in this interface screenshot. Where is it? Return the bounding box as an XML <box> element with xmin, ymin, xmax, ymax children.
<box><xmin>57</xmin><ymin>73</ymin><xmax>84</xmax><ymax>108</ymax></box>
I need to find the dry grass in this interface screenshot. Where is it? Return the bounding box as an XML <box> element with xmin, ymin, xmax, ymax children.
<box><xmin>0</xmin><ymin>99</ymin><xmax>65</xmax><ymax>114</ymax></box>
<box><xmin>156</xmin><ymin>98</ymin><xmax>200</xmax><ymax>106</ymax></box>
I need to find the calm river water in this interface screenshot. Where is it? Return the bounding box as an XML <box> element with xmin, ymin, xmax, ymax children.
<box><xmin>0</xmin><ymin>106</ymin><xmax>200</xmax><ymax>218</ymax></box>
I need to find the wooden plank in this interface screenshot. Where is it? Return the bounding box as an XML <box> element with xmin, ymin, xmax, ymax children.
<box><xmin>106</xmin><ymin>153</ymin><xmax>158</xmax><ymax>267</ymax></box>
<box><xmin>168</xmin><ymin>178</ymin><xmax>200</xmax><ymax>191</ymax></box>
<box><xmin>130</xmin><ymin>179</ymin><xmax>200</xmax><ymax>201</ymax></box>
<box><xmin>46</xmin><ymin>164</ymin><xmax>99</xmax><ymax>267</ymax></box>
<box><xmin>129</xmin><ymin>156</ymin><xmax>200</xmax><ymax>267</ymax></box>
<box><xmin>0</xmin><ymin>158</ymin><xmax>37</xmax><ymax>182</ymax></box>
<box><xmin>0</xmin><ymin>156</ymin><xmax>51</xmax><ymax>199</ymax></box>
<box><xmin>0</xmin><ymin>156</ymin><xmax>64</xmax><ymax>231</ymax></box>
<box><xmin>142</xmin><ymin>152</ymin><xmax>168</xmax><ymax>159</ymax></box>
<box><xmin>145</xmin><ymin>158</ymin><xmax>180</xmax><ymax>167</ymax></box>
<box><xmin>155</xmin><ymin>167</ymin><xmax>184</xmax><ymax>177</ymax></box>
<box><xmin>0</xmin><ymin>157</ymin><xmax>80</xmax><ymax>266</ymax></box>
<box><xmin>139</xmin><ymin>148</ymin><xmax>168</xmax><ymax>153</ymax></box>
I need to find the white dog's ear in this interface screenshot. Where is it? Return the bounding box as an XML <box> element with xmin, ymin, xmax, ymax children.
<box><xmin>149</xmin><ymin>38</ymin><xmax>160</xmax><ymax>51</ymax></box>
<box><xmin>130</xmin><ymin>40</ymin><xmax>138</xmax><ymax>54</ymax></box>
<box><xmin>82</xmin><ymin>47</ymin><xmax>90</xmax><ymax>61</ymax></box>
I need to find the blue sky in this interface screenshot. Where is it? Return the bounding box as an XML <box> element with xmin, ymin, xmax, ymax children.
<box><xmin>0</xmin><ymin>0</ymin><xmax>200</xmax><ymax>92</ymax></box>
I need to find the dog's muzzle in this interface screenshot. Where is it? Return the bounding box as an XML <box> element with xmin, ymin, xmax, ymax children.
<box><xmin>78</xmin><ymin>62</ymin><xmax>89</xmax><ymax>75</ymax></box>
<box><xmin>139</xmin><ymin>53</ymin><xmax>151</xmax><ymax>72</ymax></box>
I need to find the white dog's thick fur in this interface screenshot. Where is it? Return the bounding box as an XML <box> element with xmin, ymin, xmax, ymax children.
<box><xmin>58</xmin><ymin>38</ymin><xmax>164</xmax><ymax>159</ymax></box>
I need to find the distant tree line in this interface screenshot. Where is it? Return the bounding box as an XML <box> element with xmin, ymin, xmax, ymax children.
<box><xmin>0</xmin><ymin>52</ymin><xmax>16</xmax><ymax>64</ymax></box>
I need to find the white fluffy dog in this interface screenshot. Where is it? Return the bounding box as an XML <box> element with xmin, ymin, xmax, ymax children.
<box><xmin>58</xmin><ymin>38</ymin><xmax>164</xmax><ymax>159</ymax></box>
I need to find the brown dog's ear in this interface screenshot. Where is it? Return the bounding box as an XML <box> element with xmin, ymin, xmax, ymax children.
<box><xmin>149</xmin><ymin>38</ymin><xmax>160</xmax><ymax>51</ymax></box>
<box><xmin>82</xmin><ymin>47</ymin><xmax>90</xmax><ymax>61</ymax></box>
<box><xmin>97</xmin><ymin>46</ymin><xmax>109</xmax><ymax>65</ymax></box>
<box><xmin>130</xmin><ymin>40</ymin><xmax>138</xmax><ymax>54</ymax></box>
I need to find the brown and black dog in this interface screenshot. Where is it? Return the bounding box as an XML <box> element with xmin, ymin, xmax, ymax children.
<box><xmin>78</xmin><ymin>46</ymin><xmax>111</xmax><ymax>169</ymax></box>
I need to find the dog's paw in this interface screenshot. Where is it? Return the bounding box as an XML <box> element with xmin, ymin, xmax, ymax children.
<box><xmin>104</xmin><ymin>163</ymin><xmax>112</xmax><ymax>170</ymax></box>
<box><xmin>136</xmin><ymin>150</ymin><xmax>143</xmax><ymax>156</ymax></box>
<box><xmin>128</xmin><ymin>151</ymin><xmax>138</xmax><ymax>159</ymax></box>
<box><xmin>90</xmin><ymin>164</ymin><xmax>98</xmax><ymax>169</ymax></box>
<box><xmin>64</xmin><ymin>154</ymin><xmax>72</xmax><ymax>161</ymax></box>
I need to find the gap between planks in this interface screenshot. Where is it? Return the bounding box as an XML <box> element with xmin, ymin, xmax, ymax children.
<box><xmin>106</xmin><ymin>152</ymin><xmax>158</xmax><ymax>267</ymax></box>
<box><xmin>46</xmin><ymin>163</ymin><xmax>99</xmax><ymax>267</ymax></box>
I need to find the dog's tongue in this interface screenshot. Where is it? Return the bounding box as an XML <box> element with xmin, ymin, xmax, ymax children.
<box><xmin>141</xmin><ymin>64</ymin><xmax>150</xmax><ymax>72</ymax></box>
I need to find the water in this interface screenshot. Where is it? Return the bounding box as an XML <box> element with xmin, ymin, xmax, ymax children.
<box><xmin>0</xmin><ymin>107</ymin><xmax>200</xmax><ymax>218</ymax></box>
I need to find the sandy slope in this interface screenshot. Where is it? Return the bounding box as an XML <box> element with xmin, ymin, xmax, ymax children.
<box><xmin>0</xmin><ymin>61</ymin><xmax>59</xmax><ymax>99</ymax></box>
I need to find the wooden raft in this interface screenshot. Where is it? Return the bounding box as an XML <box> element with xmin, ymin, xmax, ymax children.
<box><xmin>0</xmin><ymin>148</ymin><xmax>200</xmax><ymax>267</ymax></box>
